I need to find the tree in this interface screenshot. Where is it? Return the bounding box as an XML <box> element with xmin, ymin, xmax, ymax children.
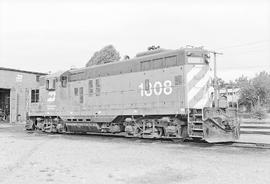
<box><xmin>252</xmin><ymin>71</ymin><xmax>270</xmax><ymax>105</ymax></box>
<box><xmin>235</xmin><ymin>75</ymin><xmax>249</xmax><ymax>88</ymax></box>
<box><xmin>235</xmin><ymin>71</ymin><xmax>270</xmax><ymax>111</ymax></box>
<box><xmin>86</xmin><ymin>45</ymin><xmax>121</xmax><ymax>67</ymax></box>
<box><xmin>216</xmin><ymin>77</ymin><xmax>226</xmax><ymax>89</ymax></box>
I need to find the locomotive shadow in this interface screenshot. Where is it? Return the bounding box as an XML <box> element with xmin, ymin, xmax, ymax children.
<box><xmin>28</xmin><ymin>130</ymin><xmax>235</xmax><ymax>149</ymax></box>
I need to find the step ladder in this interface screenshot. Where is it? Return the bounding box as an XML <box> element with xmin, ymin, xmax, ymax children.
<box><xmin>188</xmin><ymin>110</ymin><xmax>204</xmax><ymax>138</ymax></box>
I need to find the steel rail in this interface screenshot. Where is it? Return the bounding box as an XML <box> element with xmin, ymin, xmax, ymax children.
<box><xmin>27</xmin><ymin>130</ymin><xmax>270</xmax><ymax>149</ymax></box>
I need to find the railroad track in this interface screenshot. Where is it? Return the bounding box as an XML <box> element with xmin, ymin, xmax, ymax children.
<box><xmin>225</xmin><ymin>142</ymin><xmax>270</xmax><ymax>149</ymax></box>
<box><xmin>27</xmin><ymin>130</ymin><xmax>270</xmax><ymax>150</ymax></box>
<box><xmin>181</xmin><ymin>141</ymin><xmax>270</xmax><ymax>149</ymax></box>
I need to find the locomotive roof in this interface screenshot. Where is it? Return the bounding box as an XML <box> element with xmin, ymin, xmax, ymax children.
<box><xmin>56</xmin><ymin>47</ymin><xmax>209</xmax><ymax>81</ymax></box>
<box><xmin>68</xmin><ymin>47</ymin><xmax>208</xmax><ymax>72</ymax></box>
<box><xmin>69</xmin><ymin>48</ymin><xmax>180</xmax><ymax>73</ymax></box>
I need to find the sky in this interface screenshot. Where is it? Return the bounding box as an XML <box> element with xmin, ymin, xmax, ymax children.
<box><xmin>0</xmin><ymin>0</ymin><xmax>269</xmax><ymax>81</ymax></box>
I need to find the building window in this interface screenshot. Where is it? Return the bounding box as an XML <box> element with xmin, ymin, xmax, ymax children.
<box><xmin>74</xmin><ymin>88</ymin><xmax>78</xmax><ymax>96</ymax></box>
<box><xmin>88</xmin><ymin>80</ymin><xmax>94</xmax><ymax>96</ymax></box>
<box><xmin>36</xmin><ymin>75</ymin><xmax>40</xmax><ymax>82</ymax></box>
<box><xmin>79</xmin><ymin>87</ymin><xmax>84</xmax><ymax>103</ymax></box>
<box><xmin>96</xmin><ymin>79</ymin><xmax>101</xmax><ymax>96</ymax></box>
<box><xmin>31</xmin><ymin>89</ymin><xmax>39</xmax><ymax>103</ymax></box>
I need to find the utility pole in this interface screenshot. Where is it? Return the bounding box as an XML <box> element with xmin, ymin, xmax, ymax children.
<box><xmin>208</xmin><ymin>50</ymin><xmax>223</xmax><ymax>108</ymax></box>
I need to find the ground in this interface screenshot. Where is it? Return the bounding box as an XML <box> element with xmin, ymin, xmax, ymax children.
<box><xmin>0</xmin><ymin>124</ymin><xmax>270</xmax><ymax>184</ymax></box>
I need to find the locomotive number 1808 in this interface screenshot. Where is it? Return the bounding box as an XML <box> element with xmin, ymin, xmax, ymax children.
<box><xmin>138</xmin><ymin>80</ymin><xmax>172</xmax><ymax>97</ymax></box>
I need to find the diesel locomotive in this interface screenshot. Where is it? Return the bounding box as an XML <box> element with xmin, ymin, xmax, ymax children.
<box><xmin>26</xmin><ymin>46</ymin><xmax>240</xmax><ymax>143</ymax></box>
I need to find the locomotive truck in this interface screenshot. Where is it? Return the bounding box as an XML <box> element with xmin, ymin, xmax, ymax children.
<box><xmin>26</xmin><ymin>46</ymin><xmax>240</xmax><ymax>143</ymax></box>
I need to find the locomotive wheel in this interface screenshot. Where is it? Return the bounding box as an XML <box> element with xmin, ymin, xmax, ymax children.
<box><xmin>180</xmin><ymin>126</ymin><xmax>188</xmax><ymax>138</ymax></box>
<box><xmin>133</xmin><ymin>126</ymin><xmax>142</xmax><ymax>137</ymax></box>
<box><xmin>25</xmin><ymin>119</ymin><xmax>35</xmax><ymax>131</ymax></box>
<box><xmin>155</xmin><ymin>127</ymin><xmax>164</xmax><ymax>138</ymax></box>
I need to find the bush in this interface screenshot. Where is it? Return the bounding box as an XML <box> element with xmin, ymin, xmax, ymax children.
<box><xmin>252</xmin><ymin>107</ymin><xmax>267</xmax><ymax>120</ymax></box>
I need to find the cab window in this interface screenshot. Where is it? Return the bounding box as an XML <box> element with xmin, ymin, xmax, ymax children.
<box><xmin>52</xmin><ymin>79</ymin><xmax>56</xmax><ymax>89</ymax></box>
<box><xmin>46</xmin><ymin>78</ymin><xmax>56</xmax><ymax>90</ymax></box>
<box><xmin>46</xmin><ymin>80</ymin><xmax>49</xmax><ymax>90</ymax></box>
<box><xmin>61</xmin><ymin>76</ymin><xmax>67</xmax><ymax>87</ymax></box>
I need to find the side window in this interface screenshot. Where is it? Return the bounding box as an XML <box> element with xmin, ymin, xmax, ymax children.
<box><xmin>36</xmin><ymin>75</ymin><xmax>40</xmax><ymax>82</ymax></box>
<box><xmin>61</xmin><ymin>76</ymin><xmax>67</xmax><ymax>87</ymax></box>
<box><xmin>31</xmin><ymin>89</ymin><xmax>39</xmax><ymax>103</ymax></box>
<box><xmin>88</xmin><ymin>80</ymin><xmax>94</xmax><ymax>96</ymax></box>
<box><xmin>96</xmin><ymin>79</ymin><xmax>101</xmax><ymax>96</ymax></box>
<box><xmin>152</xmin><ymin>58</ymin><xmax>163</xmax><ymax>69</ymax></box>
<box><xmin>39</xmin><ymin>76</ymin><xmax>45</xmax><ymax>86</ymax></box>
<box><xmin>141</xmin><ymin>60</ymin><xmax>151</xmax><ymax>71</ymax></box>
<box><xmin>165</xmin><ymin>56</ymin><xmax>177</xmax><ymax>67</ymax></box>
<box><xmin>74</xmin><ymin>88</ymin><xmax>78</xmax><ymax>96</ymax></box>
<box><xmin>79</xmin><ymin>87</ymin><xmax>83</xmax><ymax>103</ymax></box>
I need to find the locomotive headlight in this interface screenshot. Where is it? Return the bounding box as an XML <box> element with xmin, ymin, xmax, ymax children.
<box><xmin>186</xmin><ymin>52</ymin><xmax>192</xmax><ymax>56</ymax></box>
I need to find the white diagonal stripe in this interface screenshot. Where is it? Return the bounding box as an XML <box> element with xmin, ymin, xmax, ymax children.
<box><xmin>187</xmin><ymin>65</ymin><xmax>204</xmax><ymax>83</ymax></box>
<box><xmin>188</xmin><ymin>70</ymin><xmax>210</xmax><ymax>102</ymax></box>
<box><xmin>193</xmin><ymin>86</ymin><xmax>212</xmax><ymax>108</ymax></box>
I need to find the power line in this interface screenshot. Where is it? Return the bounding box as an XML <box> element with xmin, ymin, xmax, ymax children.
<box><xmin>217</xmin><ymin>39</ymin><xmax>270</xmax><ymax>50</ymax></box>
<box><xmin>219</xmin><ymin>65</ymin><xmax>270</xmax><ymax>70</ymax></box>
<box><xmin>223</xmin><ymin>47</ymin><xmax>270</xmax><ymax>55</ymax></box>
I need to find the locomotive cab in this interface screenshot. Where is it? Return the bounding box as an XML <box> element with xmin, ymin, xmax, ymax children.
<box><xmin>184</xmin><ymin>47</ymin><xmax>239</xmax><ymax>142</ymax></box>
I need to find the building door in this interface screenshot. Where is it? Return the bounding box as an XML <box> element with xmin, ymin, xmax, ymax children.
<box><xmin>0</xmin><ymin>88</ymin><xmax>10</xmax><ymax>122</ymax></box>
